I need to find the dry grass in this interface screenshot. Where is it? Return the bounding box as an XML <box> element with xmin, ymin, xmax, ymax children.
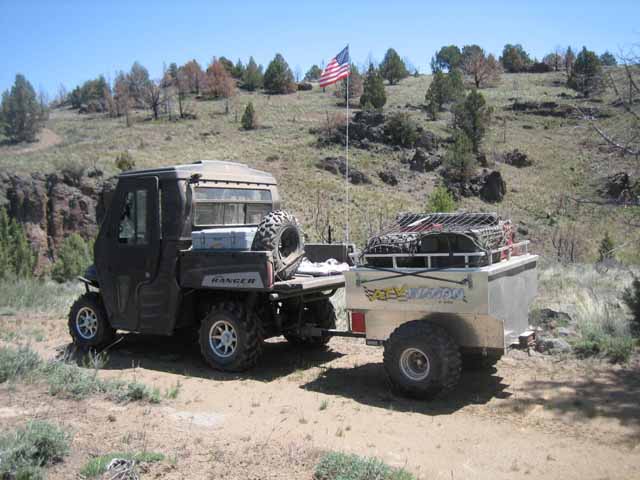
<box><xmin>0</xmin><ymin>71</ymin><xmax>638</xmax><ymax>256</ymax></box>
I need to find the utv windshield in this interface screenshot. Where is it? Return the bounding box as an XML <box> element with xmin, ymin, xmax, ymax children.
<box><xmin>193</xmin><ymin>187</ymin><xmax>272</xmax><ymax>226</ymax></box>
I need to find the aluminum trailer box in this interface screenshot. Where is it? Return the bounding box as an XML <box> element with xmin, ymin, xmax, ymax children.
<box><xmin>345</xmin><ymin>253</ymin><xmax>538</xmax><ymax>352</ymax></box>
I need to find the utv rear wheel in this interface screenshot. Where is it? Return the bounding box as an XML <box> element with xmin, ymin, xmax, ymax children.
<box><xmin>252</xmin><ymin>210</ymin><xmax>304</xmax><ymax>280</ymax></box>
<box><xmin>68</xmin><ymin>293</ymin><xmax>116</xmax><ymax>349</ymax></box>
<box><xmin>383</xmin><ymin>321</ymin><xmax>461</xmax><ymax>400</ymax></box>
<box><xmin>285</xmin><ymin>299</ymin><xmax>337</xmax><ymax>347</ymax></box>
<box><xmin>199</xmin><ymin>302</ymin><xmax>262</xmax><ymax>372</ymax></box>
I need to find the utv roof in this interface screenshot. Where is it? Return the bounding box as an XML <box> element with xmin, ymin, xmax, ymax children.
<box><xmin>118</xmin><ymin>160</ymin><xmax>277</xmax><ymax>185</ymax></box>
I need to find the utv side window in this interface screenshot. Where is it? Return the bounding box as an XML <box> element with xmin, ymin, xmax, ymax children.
<box><xmin>118</xmin><ymin>190</ymin><xmax>148</xmax><ymax>245</ymax></box>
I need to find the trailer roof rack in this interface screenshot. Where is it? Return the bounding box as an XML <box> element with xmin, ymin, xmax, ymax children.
<box><xmin>361</xmin><ymin>212</ymin><xmax>518</xmax><ymax>268</ymax></box>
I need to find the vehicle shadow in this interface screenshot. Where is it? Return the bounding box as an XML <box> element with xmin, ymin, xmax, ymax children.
<box><xmin>60</xmin><ymin>333</ymin><xmax>344</xmax><ymax>383</ymax></box>
<box><xmin>301</xmin><ymin>362</ymin><xmax>512</xmax><ymax>415</ymax></box>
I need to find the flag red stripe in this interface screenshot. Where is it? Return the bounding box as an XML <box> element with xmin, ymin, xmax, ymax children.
<box><xmin>319</xmin><ymin>70</ymin><xmax>350</xmax><ymax>88</ymax></box>
<box><xmin>319</xmin><ymin>64</ymin><xmax>350</xmax><ymax>83</ymax></box>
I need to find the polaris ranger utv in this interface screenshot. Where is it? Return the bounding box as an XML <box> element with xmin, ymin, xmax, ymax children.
<box><xmin>68</xmin><ymin>161</ymin><xmax>346</xmax><ymax>372</ymax></box>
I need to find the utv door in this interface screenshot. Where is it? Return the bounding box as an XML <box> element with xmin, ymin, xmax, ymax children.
<box><xmin>95</xmin><ymin>176</ymin><xmax>161</xmax><ymax>331</ymax></box>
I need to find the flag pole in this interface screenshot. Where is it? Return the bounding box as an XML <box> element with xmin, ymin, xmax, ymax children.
<box><xmin>345</xmin><ymin>44</ymin><xmax>350</xmax><ymax>244</ymax></box>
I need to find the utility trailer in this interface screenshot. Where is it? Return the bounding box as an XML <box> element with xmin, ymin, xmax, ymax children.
<box><xmin>342</xmin><ymin>213</ymin><xmax>538</xmax><ymax>399</ymax></box>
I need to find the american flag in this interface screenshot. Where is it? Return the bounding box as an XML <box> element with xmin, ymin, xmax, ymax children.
<box><xmin>319</xmin><ymin>46</ymin><xmax>350</xmax><ymax>88</ymax></box>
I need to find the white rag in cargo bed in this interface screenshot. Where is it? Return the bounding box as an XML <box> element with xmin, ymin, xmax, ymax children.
<box><xmin>296</xmin><ymin>258</ymin><xmax>350</xmax><ymax>276</ymax></box>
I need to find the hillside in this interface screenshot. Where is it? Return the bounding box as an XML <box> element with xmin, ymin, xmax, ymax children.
<box><xmin>1</xmin><ymin>71</ymin><xmax>638</xmax><ymax>261</ymax></box>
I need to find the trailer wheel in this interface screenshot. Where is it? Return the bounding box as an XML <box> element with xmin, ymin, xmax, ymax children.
<box><xmin>383</xmin><ymin>321</ymin><xmax>461</xmax><ymax>399</ymax></box>
<box><xmin>252</xmin><ymin>210</ymin><xmax>304</xmax><ymax>280</ymax></box>
<box><xmin>285</xmin><ymin>299</ymin><xmax>337</xmax><ymax>347</ymax></box>
<box><xmin>68</xmin><ymin>292</ymin><xmax>116</xmax><ymax>349</ymax></box>
<box><xmin>199</xmin><ymin>302</ymin><xmax>262</xmax><ymax>372</ymax></box>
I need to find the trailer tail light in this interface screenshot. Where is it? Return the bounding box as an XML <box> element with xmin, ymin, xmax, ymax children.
<box><xmin>350</xmin><ymin>312</ymin><xmax>366</xmax><ymax>333</ymax></box>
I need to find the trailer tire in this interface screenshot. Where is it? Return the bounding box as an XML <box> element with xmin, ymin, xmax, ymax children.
<box><xmin>68</xmin><ymin>292</ymin><xmax>116</xmax><ymax>350</ymax></box>
<box><xmin>252</xmin><ymin>210</ymin><xmax>304</xmax><ymax>280</ymax></box>
<box><xmin>285</xmin><ymin>299</ymin><xmax>336</xmax><ymax>347</ymax></box>
<box><xmin>383</xmin><ymin>321</ymin><xmax>461</xmax><ymax>400</ymax></box>
<box><xmin>199</xmin><ymin>302</ymin><xmax>262</xmax><ymax>372</ymax></box>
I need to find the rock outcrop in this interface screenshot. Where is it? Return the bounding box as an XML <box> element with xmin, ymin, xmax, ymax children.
<box><xmin>0</xmin><ymin>171</ymin><xmax>116</xmax><ymax>271</ymax></box>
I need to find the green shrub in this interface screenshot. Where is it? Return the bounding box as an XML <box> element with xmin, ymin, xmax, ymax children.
<box><xmin>598</xmin><ymin>231</ymin><xmax>615</xmax><ymax>262</ymax></box>
<box><xmin>314</xmin><ymin>452</ymin><xmax>415</xmax><ymax>480</ymax></box>
<box><xmin>0</xmin><ymin>209</ymin><xmax>36</xmax><ymax>280</ymax></box>
<box><xmin>0</xmin><ymin>345</ymin><xmax>42</xmax><ymax>383</ymax></box>
<box><xmin>51</xmin><ymin>233</ymin><xmax>93</xmax><ymax>283</ymax></box>
<box><xmin>384</xmin><ymin>112</ymin><xmax>418</xmax><ymax>148</ymax></box>
<box><xmin>241</xmin><ymin>102</ymin><xmax>257</xmax><ymax>130</ymax></box>
<box><xmin>0</xmin><ymin>421</ymin><xmax>70</xmax><ymax>479</ymax></box>
<box><xmin>623</xmin><ymin>277</ymin><xmax>640</xmax><ymax>337</ymax></box>
<box><xmin>80</xmin><ymin>451</ymin><xmax>164</xmax><ymax>478</ymax></box>
<box><xmin>426</xmin><ymin>186</ymin><xmax>456</xmax><ymax>212</ymax></box>
<box><xmin>43</xmin><ymin>361</ymin><xmax>110</xmax><ymax>399</ymax></box>
<box><xmin>115</xmin><ymin>151</ymin><xmax>135</xmax><ymax>171</ymax></box>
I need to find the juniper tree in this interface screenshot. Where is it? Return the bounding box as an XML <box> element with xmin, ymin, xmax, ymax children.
<box><xmin>425</xmin><ymin>69</ymin><xmax>464</xmax><ymax>120</ymax></box>
<box><xmin>380</xmin><ymin>48</ymin><xmax>409</xmax><ymax>85</ymax></box>
<box><xmin>360</xmin><ymin>65</ymin><xmax>386</xmax><ymax>110</ymax></box>
<box><xmin>242</xmin><ymin>57</ymin><xmax>263</xmax><ymax>91</ymax></box>
<box><xmin>444</xmin><ymin>131</ymin><xmax>475</xmax><ymax>182</ymax></box>
<box><xmin>568</xmin><ymin>47</ymin><xmax>604</xmax><ymax>97</ymax></box>
<box><xmin>1</xmin><ymin>74</ymin><xmax>44</xmax><ymax>143</ymax></box>
<box><xmin>263</xmin><ymin>54</ymin><xmax>296</xmax><ymax>94</ymax></box>
<box><xmin>241</xmin><ymin>102</ymin><xmax>257</xmax><ymax>130</ymax></box>
<box><xmin>431</xmin><ymin>45</ymin><xmax>462</xmax><ymax>72</ymax></box>
<box><xmin>304</xmin><ymin>65</ymin><xmax>323</xmax><ymax>81</ymax></box>
<box><xmin>452</xmin><ymin>89</ymin><xmax>491</xmax><ymax>153</ymax></box>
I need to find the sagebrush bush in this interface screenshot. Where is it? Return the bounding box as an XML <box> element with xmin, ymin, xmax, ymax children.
<box><xmin>0</xmin><ymin>345</ymin><xmax>42</xmax><ymax>383</ymax></box>
<box><xmin>51</xmin><ymin>233</ymin><xmax>93</xmax><ymax>283</ymax></box>
<box><xmin>314</xmin><ymin>452</ymin><xmax>414</xmax><ymax>480</ymax></box>
<box><xmin>115</xmin><ymin>150</ymin><xmax>135</xmax><ymax>171</ymax></box>
<box><xmin>81</xmin><ymin>452</ymin><xmax>164</xmax><ymax>478</ymax></box>
<box><xmin>0</xmin><ymin>421</ymin><xmax>70</xmax><ymax>479</ymax></box>
<box><xmin>0</xmin><ymin>277</ymin><xmax>82</xmax><ymax>315</ymax></box>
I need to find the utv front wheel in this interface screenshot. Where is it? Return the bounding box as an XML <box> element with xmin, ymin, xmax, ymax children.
<box><xmin>383</xmin><ymin>321</ymin><xmax>461</xmax><ymax>400</ymax></box>
<box><xmin>68</xmin><ymin>293</ymin><xmax>116</xmax><ymax>349</ymax></box>
<box><xmin>199</xmin><ymin>302</ymin><xmax>262</xmax><ymax>372</ymax></box>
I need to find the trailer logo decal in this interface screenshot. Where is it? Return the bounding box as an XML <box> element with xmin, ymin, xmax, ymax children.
<box><xmin>364</xmin><ymin>285</ymin><xmax>465</xmax><ymax>303</ymax></box>
<box><xmin>202</xmin><ymin>272</ymin><xmax>264</xmax><ymax>289</ymax></box>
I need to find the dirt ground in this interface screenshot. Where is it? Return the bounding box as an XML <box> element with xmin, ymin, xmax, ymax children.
<box><xmin>2</xmin><ymin>313</ymin><xmax>640</xmax><ymax>480</ymax></box>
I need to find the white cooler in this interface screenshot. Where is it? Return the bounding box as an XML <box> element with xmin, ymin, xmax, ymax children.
<box><xmin>192</xmin><ymin>227</ymin><xmax>257</xmax><ymax>250</ymax></box>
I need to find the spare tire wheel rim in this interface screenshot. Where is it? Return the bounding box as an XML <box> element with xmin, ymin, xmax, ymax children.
<box><xmin>209</xmin><ymin>320</ymin><xmax>238</xmax><ymax>358</ymax></box>
<box><xmin>278</xmin><ymin>226</ymin><xmax>300</xmax><ymax>263</ymax></box>
<box><xmin>400</xmin><ymin>347</ymin><xmax>431</xmax><ymax>381</ymax></box>
<box><xmin>76</xmin><ymin>307</ymin><xmax>99</xmax><ymax>340</ymax></box>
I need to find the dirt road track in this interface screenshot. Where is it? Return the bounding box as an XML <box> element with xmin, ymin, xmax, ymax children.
<box><xmin>2</xmin><ymin>320</ymin><xmax>640</xmax><ymax>479</ymax></box>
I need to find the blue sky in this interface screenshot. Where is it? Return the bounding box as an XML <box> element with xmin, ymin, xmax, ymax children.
<box><xmin>1</xmin><ymin>0</ymin><xmax>638</xmax><ymax>96</ymax></box>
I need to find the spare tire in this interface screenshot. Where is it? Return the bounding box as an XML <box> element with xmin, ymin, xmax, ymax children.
<box><xmin>252</xmin><ymin>210</ymin><xmax>304</xmax><ymax>280</ymax></box>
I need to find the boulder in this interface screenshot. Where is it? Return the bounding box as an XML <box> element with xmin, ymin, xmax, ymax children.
<box><xmin>378</xmin><ymin>170</ymin><xmax>398</xmax><ymax>186</ymax></box>
<box><xmin>537</xmin><ymin>337</ymin><xmax>572</xmax><ymax>354</ymax></box>
<box><xmin>316</xmin><ymin>156</ymin><xmax>370</xmax><ymax>185</ymax></box>
<box><xmin>503</xmin><ymin>149</ymin><xmax>532</xmax><ymax>168</ymax></box>
<box><xmin>409</xmin><ymin>149</ymin><xmax>441</xmax><ymax>173</ymax></box>
<box><xmin>529</xmin><ymin>308</ymin><xmax>572</xmax><ymax>329</ymax></box>
<box><xmin>479</xmin><ymin>171</ymin><xmax>506</xmax><ymax>203</ymax></box>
